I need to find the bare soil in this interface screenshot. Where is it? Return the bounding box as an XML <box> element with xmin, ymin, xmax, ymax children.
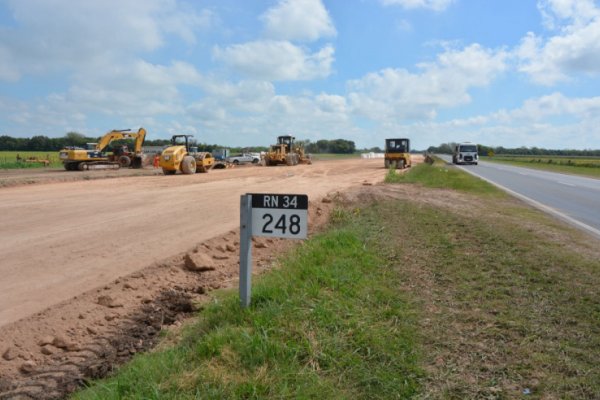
<box><xmin>0</xmin><ymin>157</ymin><xmax>420</xmax><ymax>399</ymax></box>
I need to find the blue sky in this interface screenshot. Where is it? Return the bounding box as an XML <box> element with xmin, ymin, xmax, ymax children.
<box><xmin>1</xmin><ymin>0</ymin><xmax>600</xmax><ymax>150</ymax></box>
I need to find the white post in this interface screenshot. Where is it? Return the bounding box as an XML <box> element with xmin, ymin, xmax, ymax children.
<box><xmin>239</xmin><ymin>194</ymin><xmax>253</xmax><ymax>307</ymax></box>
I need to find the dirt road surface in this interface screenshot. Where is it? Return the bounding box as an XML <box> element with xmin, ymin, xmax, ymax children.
<box><xmin>0</xmin><ymin>158</ymin><xmax>390</xmax><ymax>327</ymax></box>
<box><xmin>0</xmin><ymin>157</ymin><xmax>424</xmax><ymax>398</ymax></box>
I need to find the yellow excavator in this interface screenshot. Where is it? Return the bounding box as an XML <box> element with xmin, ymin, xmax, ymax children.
<box><xmin>59</xmin><ymin>128</ymin><xmax>147</xmax><ymax>171</ymax></box>
<box><xmin>159</xmin><ymin>135</ymin><xmax>215</xmax><ymax>175</ymax></box>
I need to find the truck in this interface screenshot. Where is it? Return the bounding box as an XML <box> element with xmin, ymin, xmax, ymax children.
<box><xmin>59</xmin><ymin>128</ymin><xmax>147</xmax><ymax>171</ymax></box>
<box><xmin>212</xmin><ymin>148</ymin><xmax>230</xmax><ymax>161</ymax></box>
<box><xmin>384</xmin><ymin>138</ymin><xmax>411</xmax><ymax>169</ymax></box>
<box><xmin>226</xmin><ymin>153</ymin><xmax>260</xmax><ymax>165</ymax></box>
<box><xmin>452</xmin><ymin>142</ymin><xmax>479</xmax><ymax>165</ymax></box>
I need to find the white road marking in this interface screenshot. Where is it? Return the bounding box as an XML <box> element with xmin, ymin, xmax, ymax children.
<box><xmin>558</xmin><ymin>181</ymin><xmax>576</xmax><ymax>187</ymax></box>
<box><xmin>455</xmin><ymin>164</ymin><xmax>600</xmax><ymax>241</ymax></box>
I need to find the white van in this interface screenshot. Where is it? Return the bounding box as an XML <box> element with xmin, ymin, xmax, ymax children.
<box><xmin>453</xmin><ymin>143</ymin><xmax>478</xmax><ymax>165</ymax></box>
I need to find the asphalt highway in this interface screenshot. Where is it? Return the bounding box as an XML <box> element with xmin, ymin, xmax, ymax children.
<box><xmin>437</xmin><ymin>154</ymin><xmax>600</xmax><ymax>239</ymax></box>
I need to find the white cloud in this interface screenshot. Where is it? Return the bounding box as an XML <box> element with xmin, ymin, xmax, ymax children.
<box><xmin>190</xmin><ymin>79</ymin><xmax>276</xmax><ymax>117</ymax></box>
<box><xmin>415</xmin><ymin>92</ymin><xmax>600</xmax><ymax>149</ymax></box>
<box><xmin>381</xmin><ymin>0</ymin><xmax>454</xmax><ymax>12</ymax></box>
<box><xmin>347</xmin><ymin>44</ymin><xmax>507</xmax><ymax>121</ymax></box>
<box><xmin>505</xmin><ymin>92</ymin><xmax>600</xmax><ymax>121</ymax></box>
<box><xmin>375</xmin><ymin>91</ymin><xmax>600</xmax><ymax>149</ymax></box>
<box><xmin>0</xmin><ymin>0</ymin><xmax>214</xmax><ymax>81</ymax></box>
<box><xmin>518</xmin><ymin>0</ymin><xmax>600</xmax><ymax>85</ymax></box>
<box><xmin>261</xmin><ymin>0</ymin><xmax>336</xmax><ymax>41</ymax></box>
<box><xmin>4</xmin><ymin>59</ymin><xmax>204</xmax><ymax>136</ymax></box>
<box><xmin>537</xmin><ymin>0</ymin><xmax>598</xmax><ymax>29</ymax></box>
<box><xmin>213</xmin><ymin>41</ymin><xmax>334</xmax><ymax>81</ymax></box>
<box><xmin>316</xmin><ymin>94</ymin><xmax>347</xmax><ymax>114</ymax></box>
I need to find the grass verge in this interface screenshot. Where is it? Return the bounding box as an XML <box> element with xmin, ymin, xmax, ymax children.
<box><xmin>74</xmin><ymin>218</ymin><xmax>422</xmax><ymax>399</ymax></box>
<box><xmin>384</xmin><ymin>158</ymin><xmax>504</xmax><ymax>196</ymax></box>
<box><xmin>482</xmin><ymin>156</ymin><xmax>600</xmax><ymax>178</ymax></box>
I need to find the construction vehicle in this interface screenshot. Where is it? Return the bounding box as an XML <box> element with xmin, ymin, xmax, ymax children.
<box><xmin>452</xmin><ymin>142</ymin><xmax>479</xmax><ymax>165</ymax></box>
<box><xmin>159</xmin><ymin>135</ymin><xmax>215</xmax><ymax>175</ymax></box>
<box><xmin>59</xmin><ymin>128</ymin><xmax>147</xmax><ymax>171</ymax></box>
<box><xmin>16</xmin><ymin>154</ymin><xmax>51</xmax><ymax>167</ymax></box>
<box><xmin>263</xmin><ymin>135</ymin><xmax>312</xmax><ymax>166</ymax></box>
<box><xmin>384</xmin><ymin>138</ymin><xmax>412</xmax><ymax>169</ymax></box>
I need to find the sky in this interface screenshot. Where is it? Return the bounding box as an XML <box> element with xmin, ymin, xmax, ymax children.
<box><xmin>1</xmin><ymin>0</ymin><xmax>600</xmax><ymax>150</ymax></box>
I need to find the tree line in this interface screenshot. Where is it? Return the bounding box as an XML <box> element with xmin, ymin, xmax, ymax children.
<box><xmin>0</xmin><ymin>133</ymin><xmax>358</xmax><ymax>154</ymax></box>
<box><xmin>427</xmin><ymin>143</ymin><xmax>600</xmax><ymax>157</ymax></box>
<box><xmin>0</xmin><ymin>133</ymin><xmax>263</xmax><ymax>153</ymax></box>
<box><xmin>0</xmin><ymin>132</ymin><xmax>170</xmax><ymax>151</ymax></box>
<box><xmin>299</xmin><ymin>139</ymin><xmax>356</xmax><ymax>154</ymax></box>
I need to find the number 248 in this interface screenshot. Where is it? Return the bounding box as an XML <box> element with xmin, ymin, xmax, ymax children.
<box><xmin>262</xmin><ymin>213</ymin><xmax>301</xmax><ymax>235</ymax></box>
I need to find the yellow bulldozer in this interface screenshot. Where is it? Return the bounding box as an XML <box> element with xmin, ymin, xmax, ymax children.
<box><xmin>384</xmin><ymin>138</ymin><xmax>412</xmax><ymax>169</ymax></box>
<box><xmin>263</xmin><ymin>135</ymin><xmax>312</xmax><ymax>166</ymax></box>
<box><xmin>59</xmin><ymin>128</ymin><xmax>147</xmax><ymax>171</ymax></box>
<box><xmin>159</xmin><ymin>135</ymin><xmax>215</xmax><ymax>175</ymax></box>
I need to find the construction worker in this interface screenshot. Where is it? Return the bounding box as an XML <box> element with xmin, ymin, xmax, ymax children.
<box><xmin>153</xmin><ymin>153</ymin><xmax>160</xmax><ymax>169</ymax></box>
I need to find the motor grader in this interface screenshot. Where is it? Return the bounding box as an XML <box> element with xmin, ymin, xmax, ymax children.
<box><xmin>263</xmin><ymin>135</ymin><xmax>312</xmax><ymax>166</ymax></box>
<box><xmin>59</xmin><ymin>128</ymin><xmax>147</xmax><ymax>171</ymax></box>
<box><xmin>159</xmin><ymin>135</ymin><xmax>215</xmax><ymax>175</ymax></box>
<box><xmin>384</xmin><ymin>138</ymin><xmax>412</xmax><ymax>169</ymax></box>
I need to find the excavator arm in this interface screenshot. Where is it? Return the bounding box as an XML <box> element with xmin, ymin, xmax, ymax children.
<box><xmin>95</xmin><ymin>129</ymin><xmax>133</xmax><ymax>152</ymax></box>
<box><xmin>95</xmin><ymin>128</ymin><xmax>146</xmax><ymax>153</ymax></box>
<box><xmin>132</xmin><ymin>128</ymin><xmax>146</xmax><ymax>153</ymax></box>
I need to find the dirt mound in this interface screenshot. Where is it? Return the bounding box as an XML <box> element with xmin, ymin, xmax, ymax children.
<box><xmin>0</xmin><ymin>287</ymin><xmax>194</xmax><ymax>399</ymax></box>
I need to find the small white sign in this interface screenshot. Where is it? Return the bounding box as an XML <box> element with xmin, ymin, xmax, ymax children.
<box><xmin>250</xmin><ymin>193</ymin><xmax>308</xmax><ymax>239</ymax></box>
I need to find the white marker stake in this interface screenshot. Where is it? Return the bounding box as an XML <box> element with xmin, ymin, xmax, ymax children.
<box><xmin>239</xmin><ymin>193</ymin><xmax>308</xmax><ymax>308</ymax></box>
<box><xmin>239</xmin><ymin>194</ymin><xmax>253</xmax><ymax>308</ymax></box>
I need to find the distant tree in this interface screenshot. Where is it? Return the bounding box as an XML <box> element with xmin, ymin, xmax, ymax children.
<box><xmin>64</xmin><ymin>132</ymin><xmax>89</xmax><ymax>147</ymax></box>
<box><xmin>329</xmin><ymin>139</ymin><xmax>355</xmax><ymax>154</ymax></box>
<box><xmin>428</xmin><ymin>142</ymin><xmax>454</xmax><ymax>154</ymax></box>
<box><xmin>27</xmin><ymin>135</ymin><xmax>52</xmax><ymax>151</ymax></box>
<box><xmin>427</xmin><ymin>143</ymin><xmax>600</xmax><ymax>157</ymax></box>
<box><xmin>0</xmin><ymin>135</ymin><xmax>19</xmax><ymax>151</ymax></box>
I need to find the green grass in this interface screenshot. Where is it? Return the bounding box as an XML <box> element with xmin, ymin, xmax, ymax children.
<box><xmin>0</xmin><ymin>151</ymin><xmax>62</xmax><ymax>169</ymax></box>
<box><xmin>74</xmin><ymin>159</ymin><xmax>600</xmax><ymax>399</ymax></box>
<box><xmin>384</xmin><ymin>158</ymin><xmax>504</xmax><ymax>196</ymax></box>
<box><xmin>74</xmin><ymin>218</ymin><xmax>422</xmax><ymax>399</ymax></box>
<box><xmin>483</xmin><ymin>155</ymin><xmax>600</xmax><ymax>178</ymax></box>
<box><xmin>384</xmin><ymin>163</ymin><xmax>600</xmax><ymax>398</ymax></box>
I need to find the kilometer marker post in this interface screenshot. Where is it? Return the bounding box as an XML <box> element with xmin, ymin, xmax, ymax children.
<box><xmin>239</xmin><ymin>193</ymin><xmax>308</xmax><ymax>308</ymax></box>
<box><xmin>239</xmin><ymin>194</ymin><xmax>253</xmax><ymax>308</ymax></box>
